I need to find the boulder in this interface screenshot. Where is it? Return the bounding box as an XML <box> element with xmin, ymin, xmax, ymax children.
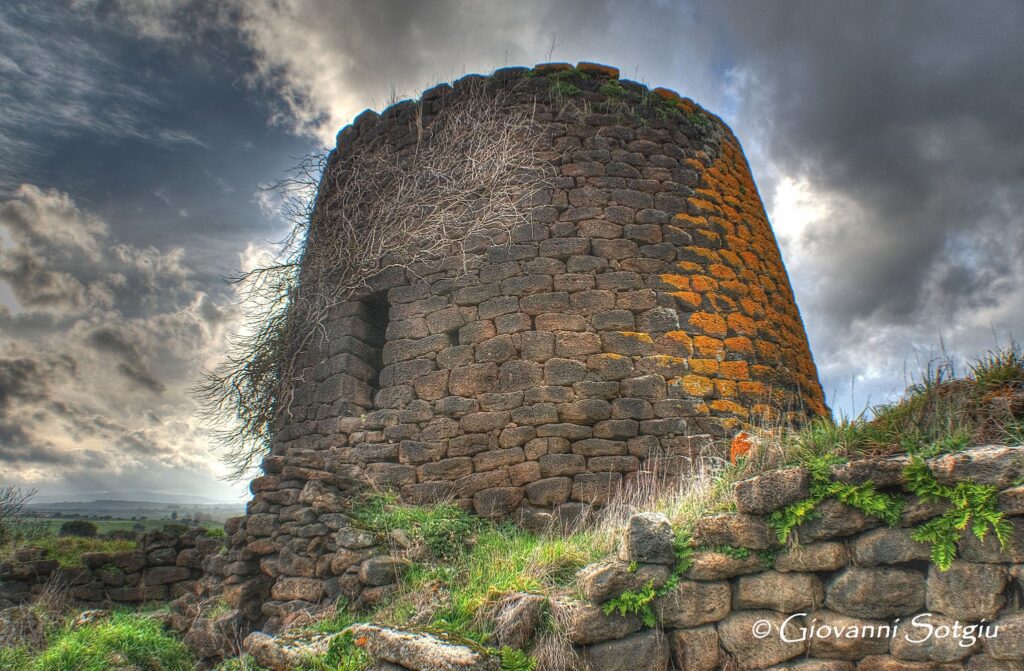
<box><xmin>243</xmin><ymin>630</ymin><xmax>339</xmax><ymax>671</ymax></box>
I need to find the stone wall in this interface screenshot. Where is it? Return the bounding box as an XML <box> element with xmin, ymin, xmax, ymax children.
<box><xmin>0</xmin><ymin>528</ymin><xmax>225</xmax><ymax>608</ymax></box>
<box><xmin>340</xmin><ymin>444</ymin><xmax>1024</xmax><ymax>671</ymax></box>
<box><xmin>222</xmin><ymin>61</ymin><xmax>830</xmax><ymax>633</ymax></box>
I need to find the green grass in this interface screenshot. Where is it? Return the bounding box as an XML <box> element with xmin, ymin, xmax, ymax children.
<box><xmin>7</xmin><ymin>611</ymin><xmax>193</xmax><ymax>671</ymax></box>
<box><xmin>0</xmin><ymin>536</ymin><xmax>136</xmax><ymax>568</ymax></box>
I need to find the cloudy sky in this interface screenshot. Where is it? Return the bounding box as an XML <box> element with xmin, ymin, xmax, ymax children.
<box><xmin>1</xmin><ymin>1</ymin><xmax>1021</xmax><ymax>501</ymax></box>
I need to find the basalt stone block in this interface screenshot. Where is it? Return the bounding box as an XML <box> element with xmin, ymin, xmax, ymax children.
<box><xmin>825</xmin><ymin>567</ymin><xmax>926</xmax><ymax>619</ymax></box>
<box><xmin>733</xmin><ymin>570</ymin><xmax>824</xmax><ymax>612</ymax></box>
<box><xmin>618</xmin><ymin>512</ymin><xmax>676</xmax><ymax>565</ymax></box>
<box><xmin>852</xmin><ymin>528</ymin><xmax>932</xmax><ymax>565</ymax></box>
<box><xmin>652</xmin><ymin>579</ymin><xmax>731</xmax><ymax>627</ymax></box>
<box><xmin>805</xmin><ymin>610</ymin><xmax>892</xmax><ymax>660</ymax></box>
<box><xmin>577</xmin><ymin>560</ymin><xmax>671</xmax><ymax>604</ymax></box>
<box><xmin>669</xmin><ymin>626</ymin><xmax>720</xmax><ymax>671</ymax></box>
<box><xmin>718</xmin><ymin>610</ymin><xmax>808</xmax><ymax>669</ymax></box>
<box><xmin>579</xmin><ymin>629</ymin><xmax>670</xmax><ymax>671</ymax></box>
<box><xmin>774</xmin><ymin>542</ymin><xmax>849</xmax><ymax>573</ymax></box>
<box><xmin>550</xmin><ymin>598</ymin><xmax>642</xmax><ymax>645</ymax></box>
<box><xmin>733</xmin><ymin>467</ymin><xmax>811</xmax><ymax>515</ymax></box>
<box><xmin>693</xmin><ymin>512</ymin><xmax>775</xmax><ymax>550</ymax></box>
<box><xmin>926</xmin><ymin>561</ymin><xmax>1008</xmax><ymax>620</ymax></box>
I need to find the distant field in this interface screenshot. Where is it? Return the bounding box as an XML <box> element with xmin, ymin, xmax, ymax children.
<box><xmin>31</xmin><ymin>517</ymin><xmax>223</xmax><ymax>534</ymax></box>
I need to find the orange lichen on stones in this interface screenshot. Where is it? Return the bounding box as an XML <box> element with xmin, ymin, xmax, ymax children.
<box><xmin>724</xmin><ymin>337</ymin><xmax>754</xmax><ymax>355</ymax></box>
<box><xmin>674</xmin><ymin>260</ymin><xmax>703</xmax><ymax>274</ymax></box>
<box><xmin>534</xmin><ymin>62</ymin><xmax>574</xmax><ymax>73</ymax></box>
<box><xmin>684</xmin><ymin>158</ymin><xmax>705</xmax><ymax>171</ymax></box>
<box><xmin>693</xmin><ymin>335</ymin><xmax>725</xmax><ymax>358</ymax></box>
<box><xmin>576</xmin><ymin>62</ymin><xmax>620</xmax><ymax>78</ymax></box>
<box><xmin>689</xmin><ymin>358</ymin><xmax>719</xmax><ymax>375</ymax></box>
<box><xmin>652</xmin><ymin>87</ymin><xmax>682</xmax><ymax>103</ymax></box>
<box><xmin>660</xmin><ymin>274</ymin><xmax>690</xmax><ymax>290</ymax></box>
<box><xmin>726</xmin><ymin>313</ymin><xmax>757</xmax><ymax>336</ymax></box>
<box><xmin>709</xmin><ymin>264</ymin><xmax>737</xmax><ymax>280</ymax></box>
<box><xmin>711</xmin><ymin>399</ymin><xmax>748</xmax><ymax>417</ymax></box>
<box><xmin>687</xmin><ymin>197</ymin><xmax>720</xmax><ymax>215</ymax></box>
<box><xmin>715</xmin><ymin>379</ymin><xmax>737</xmax><ymax>398</ymax></box>
<box><xmin>729</xmin><ymin>431</ymin><xmax>753</xmax><ymax>464</ymax></box>
<box><xmin>679</xmin><ymin>375</ymin><xmax>714</xmax><ymax>397</ymax></box>
<box><xmin>738</xmin><ymin>380</ymin><xmax>767</xmax><ymax>397</ymax></box>
<box><xmin>670</xmin><ymin>291</ymin><xmax>702</xmax><ymax>309</ymax></box>
<box><xmin>690</xmin><ymin>275</ymin><xmax>719</xmax><ymax>293</ymax></box>
<box><xmin>719</xmin><ymin>360</ymin><xmax>749</xmax><ymax>381</ymax></box>
<box><xmin>688</xmin><ymin>312</ymin><xmax>727</xmax><ymax>338</ymax></box>
<box><xmin>619</xmin><ymin>331</ymin><xmax>653</xmax><ymax>343</ymax></box>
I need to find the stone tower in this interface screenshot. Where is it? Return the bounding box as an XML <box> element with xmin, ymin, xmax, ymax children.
<box><xmin>224</xmin><ymin>63</ymin><xmax>827</xmax><ymax>626</ymax></box>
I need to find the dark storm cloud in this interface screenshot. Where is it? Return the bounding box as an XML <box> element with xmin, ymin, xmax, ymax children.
<box><xmin>86</xmin><ymin>327</ymin><xmax>166</xmax><ymax>393</ymax></box>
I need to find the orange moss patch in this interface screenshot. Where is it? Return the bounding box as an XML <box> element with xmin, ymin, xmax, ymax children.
<box><xmin>684</xmin><ymin>158</ymin><xmax>705</xmax><ymax>171</ymax></box>
<box><xmin>660</xmin><ymin>274</ymin><xmax>690</xmax><ymax>290</ymax></box>
<box><xmin>577</xmin><ymin>61</ymin><xmax>620</xmax><ymax>78</ymax></box>
<box><xmin>690</xmin><ymin>275</ymin><xmax>719</xmax><ymax>293</ymax></box>
<box><xmin>670</xmin><ymin>291</ymin><xmax>702</xmax><ymax>309</ymax></box>
<box><xmin>711</xmin><ymin>399</ymin><xmax>748</xmax><ymax>417</ymax></box>
<box><xmin>726</xmin><ymin>313</ymin><xmax>757</xmax><ymax>336</ymax></box>
<box><xmin>692</xmin><ymin>229</ymin><xmax>721</xmax><ymax>246</ymax></box>
<box><xmin>618</xmin><ymin>331</ymin><xmax>653</xmax><ymax>343</ymax></box>
<box><xmin>751</xmin><ymin>364</ymin><xmax>776</xmax><ymax>381</ymax></box>
<box><xmin>679</xmin><ymin>375</ymin><xmax>715</xmax><ymax>398</ymax></box>
<box><xmin>724</xmin><ymin>337</ymin><xmax>754</xmax><ymax>355</ymax></box>
<box><xmin>689</xmin><ymin>312</ymin><xmax>727</xmax><ymax>337</ymax></box>
<box><xmin>689</xmin><ymin>358</ymin><xmax>719</xmax><ymax>375</ymax></box>
<box><xmin>729</xmin><ymin>431</ymin><xmax>753</xmax><ymax>464</ymax></box>
<box><xmin>673</xmin><ymin>212</ymin><xmax>707</xmax><ymax>228</ymax></box>
<box><xmin>693</xmin><ymin>335</ymin><xmax>725</xmax><ymax>358</ymax></box>
<box><xmin>719</xmin><ymin>360</ymin><xmax>750</xmax><ymax>381</ymax></box>
<box><xmin>715</xmin><ymin>379</ymin><xmax>737</xmax><ymax>398</ymax></box>
<box><xmin>708</xmin><ymin>263</ymin><xmax>737</xmax><ymax>280</ymax></box>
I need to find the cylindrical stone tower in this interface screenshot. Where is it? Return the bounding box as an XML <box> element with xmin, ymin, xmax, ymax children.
<box><xmin>225</xmin><ymin>61</ymin><xmax>828</xmax><ymax>628</ymax></box>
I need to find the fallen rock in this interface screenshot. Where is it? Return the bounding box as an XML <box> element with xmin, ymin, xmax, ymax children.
<box><xmin>243</xmin><ymin>630</ymin><xmax>340</xmax><ymax>671</ymax></box>
<box><xmin>348</xmin><ymin>623</ymin><xmax>499</xmax><ymax>671</ymax></box>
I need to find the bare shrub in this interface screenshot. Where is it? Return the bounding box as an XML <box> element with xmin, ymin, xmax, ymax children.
<box><xmin>198</xmin><ymin>80</ymin><xmax>552</xmax><ymax>477</ymax></box>
<box><xmin>0</xmin><ymin>486</ymin><xmax>47</xmax><ymax>546</ymax></box>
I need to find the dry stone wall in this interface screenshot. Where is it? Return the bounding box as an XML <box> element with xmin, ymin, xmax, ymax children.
<box><xmin>339</xmin><ymin>445</ymin><xmax>1024</xmax><ymax>671</ymax></box>
<box><xmin>223</xmin><ymin>62</ymin><xmax>829</xmax><ymax>631</ymax></box>
<box><xmin>0</xmin><ymin>528</ymin><xmax>224</xmax><ymax>608</ymax></box>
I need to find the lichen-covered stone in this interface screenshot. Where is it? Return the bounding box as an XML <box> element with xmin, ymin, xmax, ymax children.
<box><xmin>926</xmin><ymin>561</ymin><xmax>1008</xmax><ymax>620</ymax></box>
<box><xmin>775</xmin><ymin>542</ymin><xmax>849</xmax><ymax>573</ymax></box>
<box><xmin>852</xmin><ymin>528</ymin><xmax>932</xmax><ymax>565</ymax></box>
<box><xmin>348</xmin><ymin>623</ymin><xmax>499</xmax><ymax>671</ymax></box>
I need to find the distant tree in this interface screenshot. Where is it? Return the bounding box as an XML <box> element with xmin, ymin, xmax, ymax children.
<box><xmin>59</xmin><ymin>520</ymin><xmax>98</xmax><ymax>537</ymax></box>
<box><xmin>132</xmin><ymin>522</ymin><xmax>146</xmax><ymax>532</ymax></box>
<box><xmin>170</xmin><ymin>511</ymin><xmax>178</xmax><ymax>521</ymax></box>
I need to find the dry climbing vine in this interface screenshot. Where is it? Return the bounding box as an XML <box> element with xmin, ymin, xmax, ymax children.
<box><xmin>198</xmin><ymin>80</ymin><xmax>553</xmax><ymax>477</ymax></box>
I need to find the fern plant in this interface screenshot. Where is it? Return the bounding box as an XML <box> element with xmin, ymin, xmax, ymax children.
<box><xmin>768</xmin><ymin>454</ymin><xmax>904</xmax><ymax>543</ymax></box>
<box><xmin>904</xmin><ymin>457</ymin><xmax>1011</xmax><ymax>570</ymax></box>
